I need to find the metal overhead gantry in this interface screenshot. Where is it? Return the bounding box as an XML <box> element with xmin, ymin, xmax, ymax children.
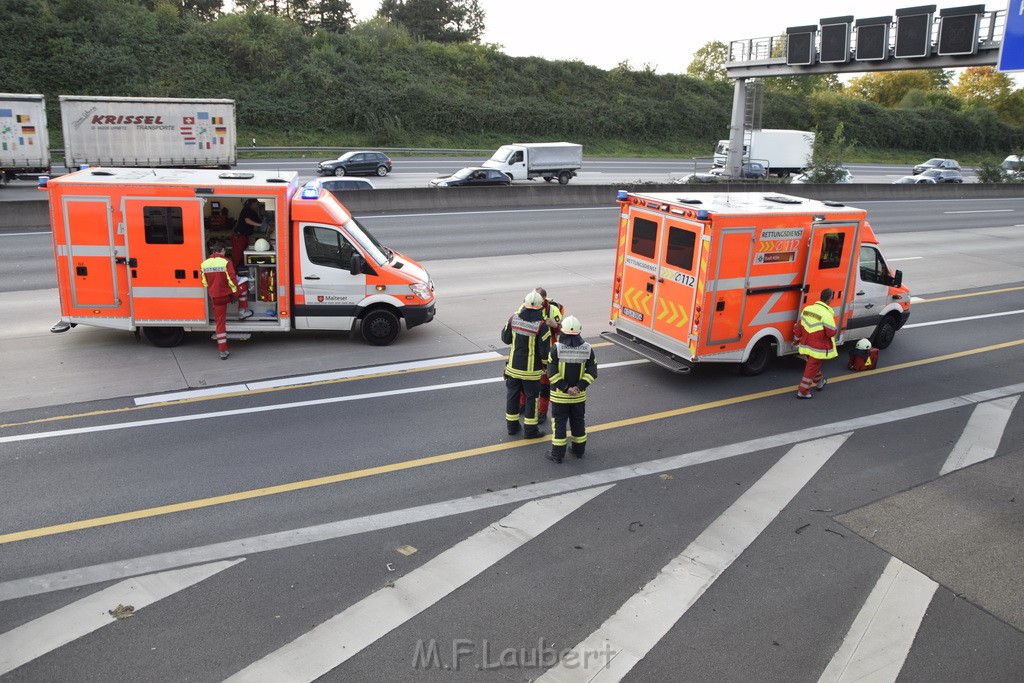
<box><xmin>719</xmin><ymin>4</ymin><xmax>1009</xmax><ymax>178</ymax></box>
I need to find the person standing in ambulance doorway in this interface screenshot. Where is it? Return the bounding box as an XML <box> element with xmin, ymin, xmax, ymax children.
<box><xmin>232</xmin><ymin>198</ymin><xmax>263</xmax><ymax>269</ymax></box>
<box><xmin>546</xmin><ymin>316</ymin><xmax>597</xmax><ymax>463</ymax></box>
<box><xmin>502</xmin><ymin>291</ymin><xmax>551</xmax><ymax>438</ymax></box>
<box><xmin>201</xmin><ymin>241</ymin><xmax>252</xmax><ymax>360</ymax></box>
<box><xmin>518</xmin><ymin>286</ymin><xmax>564</xmax><ymax>424</ymax></box>
<box><xmin>794</xmin><ymin>288</ymin><xmax>838</xmax><ymax>399</ymax></box>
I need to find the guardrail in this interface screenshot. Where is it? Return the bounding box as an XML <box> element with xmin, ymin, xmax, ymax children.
<box><xmin>5</xmin><ymin>182</ymin><xmax>1022</xmax><ymax>231</ymax></box>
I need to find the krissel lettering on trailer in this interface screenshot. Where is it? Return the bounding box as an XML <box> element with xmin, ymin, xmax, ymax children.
<box><xmin>90</xmin><ymin>115</ymin><xmax>166</xmax><ymax>125</ymax></box>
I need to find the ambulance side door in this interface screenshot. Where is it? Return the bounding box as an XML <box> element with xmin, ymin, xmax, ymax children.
<box><xmin>295</xmin><ymin>223</ymin><xmax>367</xmax><ymax>330</ymax></box>
<box><xmin>847</xmin><ymin>244</ymin><xmax>891</xmax><ymax>338</ymax></box>
<box><xmin>802</xmin><ymin>223</ymin><xmax>858</xmax><ymax>329</ymax></box>
<box><xmin>123</xmin><ymin>198</ymin><xmax>207</xmax><ymax>324</ymax></box>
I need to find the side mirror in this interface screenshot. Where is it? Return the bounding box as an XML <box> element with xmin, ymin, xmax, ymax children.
<box><xmin>349</xmin><ymin>253</ymin><xmax>363</xmax><ymax>276</ymax></box>
<box><xmin>892</xmin><ymin>269</ymin><xmax>903</xmax><ymax>289</ymax></box>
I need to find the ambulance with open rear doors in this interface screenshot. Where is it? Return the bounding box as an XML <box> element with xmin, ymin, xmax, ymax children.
<box><xmin>602</xmin><ymin>191</ymin><xmax>910</xmax><ymax>375</ymax></box>
<box><xmin>45</xmin><ymin>167</ymin><xmax>435</xmax><ymax>348</ymax></box>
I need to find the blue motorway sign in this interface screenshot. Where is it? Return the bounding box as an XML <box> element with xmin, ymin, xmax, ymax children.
<box><xmin>999</xmin><ymin>0</ymin><xmax>1024</xmax><ymax>71</ymax></box>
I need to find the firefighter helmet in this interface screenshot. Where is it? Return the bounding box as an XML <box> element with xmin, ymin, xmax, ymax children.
<box><xmin>856</xmin><ymin>338</ymin><xmax>872</xmax><ymax>351</ymax></box>
<box><xmin>561</xmin><ymin>315</ymin><xmax>582</xmax><ymax>335</ymax></box>
<box><xmin>254</xmin><ymin>238</ymin><xmax>271</xmax><ymax>252</ymax></box>
<box><xmin>523</xmin><ymin>291</ymin><xmax>544</xmax><ymax>309</ymax></box>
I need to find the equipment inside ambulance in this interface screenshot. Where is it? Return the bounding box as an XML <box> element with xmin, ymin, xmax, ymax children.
<box><xmin>602</xmin><ymin>191</ymin><xmax>910</xmax><ymax>376</ymax></box>
<box><xmin>45</xmin><ymin>168</ymin><xmax>435</xmax><ymax>348</ymax></box>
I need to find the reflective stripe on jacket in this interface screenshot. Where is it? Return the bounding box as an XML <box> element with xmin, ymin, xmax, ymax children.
<box><xmin>548</xmin><ymin>338</ymin><xmax>597</xmax><ymax>404</ymax></box>
<box><xmin>794</xmin><ymin>300</ymin><xmax>838</xmax><ymax>360</ymax></box>
<box><xmin>201</xmin><ymin>255</ymin><xmax>239</xmax><ymax>299</ymax></box>
<box><xmin>501</xmin><ymin>310</ymin><xmax>551</xmax><ymax>380</ymax></box>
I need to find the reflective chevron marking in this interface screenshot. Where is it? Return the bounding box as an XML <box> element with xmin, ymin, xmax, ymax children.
<box><xmin>224</xmin><ymin>486</ymin><xmax>612</xmax><ymax>683</ymax></box>
<box><xmin>0</xmin><ymin>559</ymin><xmax>243</xmax><ymax>677</ymax></box>
<box><xmin>939</xmin><ymin>395</ymin><xmax>1019</xmax><ymax>475</ymax></box>
<box><xmin>817</xmin><ymin>558</ymin><xmax>938</xmax><ymax>683</ymax></box>
<box><xmin>536</xmin><ymin>434</ymin><xmax>850</xmax><ymax>683</ymax></box>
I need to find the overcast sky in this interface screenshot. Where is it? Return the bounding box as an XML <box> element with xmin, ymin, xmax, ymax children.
<box><xmin>347</xmin><ymin>0</ymin><xmax>1017</xmax><ymax>79</ymax></box>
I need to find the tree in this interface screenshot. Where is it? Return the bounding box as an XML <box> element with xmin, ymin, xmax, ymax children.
<box><xmin>951</xmin><ymin>66</ymin><xmax>1014</xmax><ymax>106</ymax></box>
<box><xmin>377</xmin><ymin>0</ymin><xmax>484</xmax><ymax>43</ymax></box>
<box><xmin>801</xmin><ymin>122</ymin><xmax>854</xmax><ymax>183</ymax></box>
<box><xmin>686</xmin><ymin>41</ymin><xmax>728</xmax><ymax>82</ymax></box>
<box><xmin>846</xmin><ymin>70</ymin><xmax>946</xmax><ymax>108</ymax></box>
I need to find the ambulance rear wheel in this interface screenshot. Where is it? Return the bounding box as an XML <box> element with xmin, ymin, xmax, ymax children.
<box><xmin>143</xmin><ymin>326</ymin><xmax>185</xmax><ymax>348</ymax></box>
<box><xmin>739</xmin><ymin>338</ymin><xmax>774</xmax><ymax>376</ymax></box>
<box><xmin>872</xmin><ymin>314</ymin><xmax>899</xmax><ymax>350</ymax></box>
<box><xmin>361</xmin><ymin>309</ymin><xmax>401</xmax><ymax>346</ymax></box>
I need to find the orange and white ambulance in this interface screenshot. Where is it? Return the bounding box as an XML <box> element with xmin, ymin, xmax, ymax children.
<box><xmin>45</xmin><ymin>167</ymin><xmax>435</xmax><ymax>347</ymax></box>
<box><xmin>602</xmin><ymin>191</ymin><xmax>910</xmax><ymax>375</ymax></box>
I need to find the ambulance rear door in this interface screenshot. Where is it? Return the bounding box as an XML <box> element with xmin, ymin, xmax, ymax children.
<box><xmin>616</xmin><ymin>207</ymin><xmax>663</xmax><ymax>333</ymax></box>
<box><xmin>651</xmin><ymin>218</ymin><xmax>701</xmax><ymax>345</ymax></box>
<box><xmin>122</xmin><ymin>197</ymin><xmax>207</xmax><ymax>325</ymax></box>
<box><xmin>801</xmin><ymin>221</ymin><xmax>859</xmax><ymax>330</ymax></box>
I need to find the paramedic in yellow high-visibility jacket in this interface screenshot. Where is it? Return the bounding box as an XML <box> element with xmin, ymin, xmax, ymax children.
<box><xmin>501</xmin><ymin>290</ymin><xmax>551</xmax><ymax>438</ymax></box>
<box><xmin>793</xmin><ymin>288</ymin><xmax>838</xmax><ymax>399</ymax></box>
<box><xmin>545</xmin><ymin>316</ymin><xmax>597</xmax><ymax>463</ymax></box>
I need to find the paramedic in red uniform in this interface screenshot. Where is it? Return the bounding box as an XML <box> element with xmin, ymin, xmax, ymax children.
<box><xmin>201</xmin><ymin>241</ymin><xmax>252</xmax><ymax>359</ymax></box>
<box><xmin>232</xmin><ymin>198</ymin><xmax>263</xmax><ymax>269</ymax></box>
<box><xmin>794</xmin><ymin>288</ymin><xmax>838</xmax><ymax>399</ymax></box>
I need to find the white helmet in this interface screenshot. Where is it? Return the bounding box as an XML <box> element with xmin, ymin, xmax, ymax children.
<box><xmin>254</xmin><ymin>238</ymin><xmax>271</xmax><ymax>252</ymax></box>
<box><xmin>523</xmin><ymin>291</ymin><xmax>544</xmax><ymax>309</ymax></box>
<box><xmin>856</xmin><ymin>338</ymin><xmax>872</xmax><ymax>351</ymax></box>
<box><xmin>561</xmin><ymin>315</ymin><xmax>582</xmax><ymax>335</ymax></box>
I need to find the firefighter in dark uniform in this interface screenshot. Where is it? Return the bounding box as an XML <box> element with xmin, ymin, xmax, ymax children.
<box><xmin>518</xmin><ymin>287</ymin><xmax>564</xmax><ymax>423</ymax></box>
<box><xmin>546</xmin><ymin>315</ymin><xmax>597</xmax><ymax>463</ymax></box>
<box><xmin>501</xmin><ymin>290</ymin><xmax>551</xmax><ymax>438</ymax></box>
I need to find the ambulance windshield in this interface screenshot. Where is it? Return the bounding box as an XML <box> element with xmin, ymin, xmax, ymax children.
<box><xmin>344</xmin><ymin>217</ymin><xmax>392</xmax><ymax>265</ymax></box>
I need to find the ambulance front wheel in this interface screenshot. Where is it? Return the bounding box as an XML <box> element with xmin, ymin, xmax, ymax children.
<box><xmin>739</xmin><ymin>338</ymin><xmax>775</xmax><ymax>376</ymax></box>
<box><xmin>871</xmin><ymin>314</ymin><xmax>899</xmax><ymax>350</ymax></box>
<box><xmin>361</xmin><ymin>308</ymin><xmax>401</xmax><ymax>346</ymax></box>
<box><xmin>143</xmin><ymin>326</ymin><xmax>185</xmax><ymax>348</ymax></box>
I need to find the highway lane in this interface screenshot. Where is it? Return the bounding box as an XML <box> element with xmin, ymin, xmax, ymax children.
<box><xmin>1</xmin><ymin>279</ymin><xmax>1023</xmax><ymax>681</ymax></box>
<box><xmin>4</xmin><ymin>197</ymin><xmax>1023</xmax><ymax>292</ymax></box>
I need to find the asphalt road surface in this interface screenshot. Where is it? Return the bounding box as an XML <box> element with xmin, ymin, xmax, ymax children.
<box><xmin>1</xmin><ymin>197</ymin><xmax>1022</xmax><ymax>682</ymax></box>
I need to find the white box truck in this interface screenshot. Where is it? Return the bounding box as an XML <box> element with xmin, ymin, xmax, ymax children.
<box><xmin>482</xmin><ymin>142</ymin><xmax>582</xmax><ymax>184</ymax></box>
<box><xmin>712</xmin><ymin>129</ymin><xmax>814</xmax><ymax>177</ymax></box>
<box><xmin>60</xmin><ymin>95</ymin><xmax>236</xmax><ymax>171</ymax></box>
<box><xmin>0</xmin><ymin>93</ymin><xmax>50</xmax><ymax>184</ymax></box>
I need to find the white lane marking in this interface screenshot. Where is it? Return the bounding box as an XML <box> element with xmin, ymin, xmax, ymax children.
<box><xmin>0</xmin><ymin>231</ymin><xmax>50</xmax><ymax>237</ymax></box>
<box><xmin>886</xmin><ymin>256</ymin><xmax>922</xmax><ymax>262</ymax></box>
<box><xmin>817</xmin><ymin>558</ymin><xmax>938</xmax><ymax>683</ymax></box>
<box><xmin>133</xmin><ymin>351</ymin><xmax>504</xmax><ymax>405</ymax></box>
<box><xmin>536</xmin><ymin>435</ymin><xmax>849</xmax><ymax>683</ymax></box>
<box><xmin>944</xmin><ymin>209</ymin><xmax>1015</xmax><ymax>214</ymax></box>
<box><xmin>362</xmin><ymin>206</ymin><xmax>617</xmax><ymax>219</ymax></box>
<box><xmin>6</xmin><ymin>360</ymin><xmax>647</xmax><ymax>444</ymax></box>
<box><xmin>224</xmin><ymin>486</ymin><xmax>611</xmax><ymax>683</ymax></box>
<box><xmin>939</xmin><ymin>396</ymin><xmax>1019</xmax><ymax>475</ymax></box>
<box><xmin>0</xmin><ymin>559</ymin><xmax>243</xmax><ymax>676</ymax></box>
<box><xmin>3</xmin><ymin>380</ymin><xmax>1022</xmax><ymax>603</ymax></box>
<box><xmin>902</xmin><ymin>309</ymin><xmax>1024</xmax><ymax>329</ymax></box>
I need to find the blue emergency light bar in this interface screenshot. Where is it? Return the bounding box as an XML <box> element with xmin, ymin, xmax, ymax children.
<box><xmin>300</xmin><ymin>186</ymin><xmax>320</xmax><ymax>200</ymax></box>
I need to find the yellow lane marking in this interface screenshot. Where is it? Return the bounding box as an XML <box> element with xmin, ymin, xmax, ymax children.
<box><xmin>914</xmin><ymin>284</ymin><xmax>1024</xmax><ymax>304</ymax></box>
<box><xmin>2</xmin><ymin>337</ymin><xmax>1023</xmax><ymax>546</ymax></box>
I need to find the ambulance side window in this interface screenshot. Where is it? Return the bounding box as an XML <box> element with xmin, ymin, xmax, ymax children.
<box><xmin>665</xmin><ymin>227</ymin><xmax>696</xmax><ymax>271</ymax></box>
<box><xmin>630</xmin><ymin>217</ymin><xmax>658</xmax><ymax>260</ymax></box>
<box><xmin>858</xmin><ymin>245</ymin><xmax>888</xmax><ymax>284</ymax></box>
<box><xmin>304</xmin><ymin>225</ymin><xmax>355</xmax><ymax>269</ymax></box>
<box><xmin>817</xmin><ymin>232</ymin><xmax>845</xmax><ymax>269</ymax></box>
<box><xmin>143</xmin><ymin>207</ymin><xmax>184</xmax><ymax>245</ymax></box>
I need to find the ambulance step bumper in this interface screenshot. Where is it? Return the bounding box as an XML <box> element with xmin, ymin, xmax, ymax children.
<box><xmin>600</xmin><ymin>330</ymin><xmax>692</xmax><ymax>374</ymax></box>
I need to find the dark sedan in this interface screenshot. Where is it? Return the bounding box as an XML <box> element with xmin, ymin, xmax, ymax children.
<box><xmin>920</xmin><ymin>168</ymin><xmax>963</xmax><ymax>183</ymax></box>
<box><xmin>317</xmin><ymin>151</ymin><xmax>392</xmax><ymax>177</ymax></box>
<box><xmin>429</xmin><ymin>167</ymin><xmax>512</xmax><ymax>188</ymax></box>
<box><xmin>913</xmin><ymin>158</ymin><xmax>961</xmax><ymax>175</ymax></box>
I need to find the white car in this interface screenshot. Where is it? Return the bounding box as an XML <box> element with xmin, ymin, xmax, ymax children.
<box><xmin>893</xmin><ymin>175</ymin><xmax>937</xmax><ymax>184</ymax></box>
<box><xmin>791</xmin><ymin>168</ymin><xmax>854</xmax><ymax>184</ymax></box>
